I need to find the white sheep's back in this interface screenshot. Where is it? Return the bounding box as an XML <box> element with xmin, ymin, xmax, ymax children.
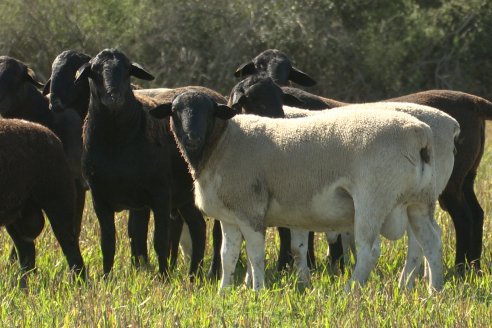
<box><xmin>283</xmin><ymin>101</ymin><xmax>459</xmax><ymax>196</ymax></box>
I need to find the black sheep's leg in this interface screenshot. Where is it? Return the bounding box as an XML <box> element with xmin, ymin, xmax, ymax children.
<box><xmin>152</xmin><ymin>195</ymin><xmax>171</xmax><ymax>276</ymax></box>
<box><xmin>9</xmin><ymin>206</ymin><xmax>45</xmax><ymax>263</ymax></box>
<box><xmin>277</xmin><ymin>227</ymin><xmax>293</xmax><ymax>272</ymax></box>
<box><xmin>90</xmin><ymin>196</ymin><xmax>115</xmax><ymax>277</ymax></box>
<box><xmin>128</xmin><ymin>208</ymin><xmax>151</xmax><ymax>268</ymax></box>
<box><xmin>439</xmin><ymin>189</ymin><xmax>473</xmax><ymax>275</ymax></box>
<box><xmin>168</xmin><ymin>209</ymin><xmax>184</xmax><ymax>269</ymax></box>
<box><xmin>463</xmin><ymin>172</ymin><xmax>484</xmax><ymax>271</ymax></box>
<box><xmin>43</xmin><ymin>199</ymin><xmax>86</xmax><ymax>279</ymax></box>
<box><xmin>329</xmin><ymin>235</ymin><xmax>345</xmax><ymax>272</ymax></box>
<box><xmin>6</xmin><ymin>224</ymin><xmax>36</xmax><ymax>287</ymax></box>
<box><xmin>74</xmin><ymin>180</ymin><xmax>87</xmax><ymax>239</ymax></box>
<box><xmin>208</xmin><ymin>219</ymin><xmax>222</xmax><ymax>280</ymax></box>
<box><xmin>307</xmin><ymin>231</ymin><xmax>316</xmax><ymax>269</ymax></box>
<box><xmin>179</xmin><ymin>204</ymin><xmax>206</xmax><ymax>281</ymax></box>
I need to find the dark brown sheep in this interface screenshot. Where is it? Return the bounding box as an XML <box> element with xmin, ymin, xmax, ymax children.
<box><xmin>0</xmin><ymin>55</ymin><xmax>86</xmax><ymax>256</ymax></box>
<box><xmin>279</xmin><ymin>87</ymin><xmax>492</xmax><ymax>272</ymax></box>
<box><xmin>0</xmin><ymin>118</ymin><xmax>85</xmax><ymax>283</ymax></box>
<box><xmin>234</xmin><ymin>51</ymin><xmax>492</xmax><ymax>273</ymax></box>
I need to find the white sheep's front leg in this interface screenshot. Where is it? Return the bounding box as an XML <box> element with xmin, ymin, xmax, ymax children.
<box><xmin>290</xmin><ymin>229</ymin><xmax>311</xmax><ymax>286</ymax></box>
<box><xmin>408</xmin><ymin>204</ymin><xmax>443</xmax><ymax>293</ymax></box>
<box><xmin>220</xmin><ymin>222</ymin><xmax>243</xmax><ymax>289</ymax></box>
<box><xmin>240</xmin><ymin>223</ymin><xmax>266</xmax><ymax>291</ymax></box>
<box><xmin>399</xmin><ymin>226</ymin><xmax>423</xmax><ymax>289</ymax></box>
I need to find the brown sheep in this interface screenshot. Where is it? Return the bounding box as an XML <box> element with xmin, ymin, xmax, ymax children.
<box><xmin>0</xmin><ymin>118</ymin><xmax>85</xmax><ymax>284</ymax></box>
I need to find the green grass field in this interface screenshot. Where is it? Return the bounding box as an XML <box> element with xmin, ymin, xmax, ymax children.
<box><xmin>1</xmin><ymin>127</ymin><xmax>491</xmax><ymax>327</ymax></box>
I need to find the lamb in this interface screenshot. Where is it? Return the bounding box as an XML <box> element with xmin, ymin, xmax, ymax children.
<box><xmin>75</xmin><ymin>48</ymin><xmax>208</xmax><ymax>278</ymax></box>
<box><xmin>0</xmin><ymin>118</ymin><xmax>85</xmax><ymax>283</ymax></box>
<box><xmin>237</xmin><ymin>49</ymin><xmax>492</xmax><ymax>273</ymax></box>
<box><xmin>149</xmin><ymin>91</ymin><xmax>445</xmax><ymax>293</ymax></box>
<box><xmin>0</xmin><ymin>55</ymin><xmax>86</xmax><ymax>256</ymax></box>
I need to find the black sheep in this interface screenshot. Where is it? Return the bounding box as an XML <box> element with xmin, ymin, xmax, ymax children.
<box><xmin>76</xmin><ymin>48</ymin><xmax>206</xmax><ymax>278</ymax></box>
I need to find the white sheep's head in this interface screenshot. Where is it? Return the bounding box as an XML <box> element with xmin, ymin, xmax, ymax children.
<box><xmin>149</xmin><ymin>91</ymin><xmax>236</xmax><ymax>169</ymax></box>
<box><xmin>75</xmin><ymin>48</ymin><xmax>154</xmax><ymax>109</ymax></box>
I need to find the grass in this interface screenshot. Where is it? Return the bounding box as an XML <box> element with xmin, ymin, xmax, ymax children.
<box><xmin>1</xmin><ymin>127</ymin><xmax>492</xmax><ymax>327</ymax></box>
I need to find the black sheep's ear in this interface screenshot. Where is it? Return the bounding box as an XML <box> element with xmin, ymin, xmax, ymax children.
<box><xmin>149</xmin><ymin>103</ymin><xmax>173</xmax><ymax>118</ymax></box>
<box><xmin>75</xmin><ymin>62</ymin><xmax>91</xmax><ymax>84</ymax></box>
<box><xmin>42</xmin><ymin>78</ymin><xmax>51</xmax><ymax>96</ymax></box>
<box><xmin>288</xmin><ymin>66</ymin><xmax>317</xmax><ymax>87</ymax></box>
<box><xmin>282</xmin><ymin>92</ymin><xmax>305</xmax><ymax>107</ymax></box>
<box><xmin>26</xmin><ymin>68</ymin><xmax>44</xmax><ymax>89</ymax></box>
<box><xmin>229</xmin><ymin>92</ymin><xmax>246</xmax><ymax>113</ymax></box>
<box><xmin>234</xmin><ymin>61</ymin><xmax>256</xmax><ymax>78</ymax></box>
<box><xmin>130</xmin><ymin>63</ymin><xmax>155</xmax><ymax>81</ymax></box>
<box><xmin>215</xmin><ymin>104</ymin><xmax>237</xmax><ymax>120</ymax></box>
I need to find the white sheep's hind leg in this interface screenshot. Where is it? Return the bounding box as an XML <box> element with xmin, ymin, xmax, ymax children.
<box><xmin>347</xmin><ymin>209</ymin><xmax>383</xmax><ymax>291</ymax></box>
<box><xmin>179</xmin><ymin>223</ymin><xmax>192</xmax><ymax>259</ymax></box>
<box><xmin>408</xmin><ymin>204</ymin><xmax>443</xmax><ymax>293</ymax></box>
<box><xmin>290</xmin><ymin>229</ymin><xmax>311</xmax><ymax>286</ymax></box>
<box><xmin>399</xmin><ymin>226</ymin><xmax>424</xmax><ymax>289</ymax></box>
<box><xmin>220</xmin><ymin>222</ymin><xmax>243</xmax><ymax>289</ymax></box>
<box><xmin>240</xmin><ymin>224</ymin><xmax>266</xmax><ymax>291</ymax></box>
<box><xmin>244</xmin><ymin>259</ymin><xmax>252</xmax><ymax>287</ymax></box>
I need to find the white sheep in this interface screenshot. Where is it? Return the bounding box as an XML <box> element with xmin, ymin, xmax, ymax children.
<box><xmin>283</xmin><ymin>103</ymin><xmax>460</xmax><ymax>286</ymax></box>
<box><xmin>150</xmin><ymin>91</ymin><xmax>446</xmax><ymax>293</ymax></box>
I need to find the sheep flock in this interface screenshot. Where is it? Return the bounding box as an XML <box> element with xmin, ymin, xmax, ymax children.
<box><xmin>1</xmin><ymin>48</ymin><xmax>492</xmax><ymax>295</ymax></box>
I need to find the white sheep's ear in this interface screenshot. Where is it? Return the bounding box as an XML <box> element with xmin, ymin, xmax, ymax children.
<box><xmin>288</xmin><ymin>66</ymin><xmax>317</xmax><ymax>87</ymax></box>
<box><xmin>42</xmin><ymin>78</ymin><xmax>51</xmax><ymax>96</ymax></box>
<box><xmin>75</xmin><ymin>62</ymin><xmax>91</xmax><ymax>84</ymax></box>
<box><xmin>130</xmin><ymin>63</ymin><xmax>155</xmax><ymax>81</ymax></box>
<box><xmin>215</xmin><ymin>104</ymin><xmax>237</xmax><ymax>120</ymax></box>
<box><xmin>149</xmin><ymin>103</ymin><xmax>173</xmax><ymax>118</ymax></box>
<box><xmin>234</xmin><ymin>61</ymin><xmax>256</xmax><ymax>78</ymax></box>
<box><xmin>26</xmin><ymin>68</ymin><xmax>44</xmax><ymax>89</ymax></box>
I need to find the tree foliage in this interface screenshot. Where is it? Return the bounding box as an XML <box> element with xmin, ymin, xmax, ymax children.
<box><xmin>1</xmin><ymin>0</ymin><xmax>491</xmax><ymax>100</ymax></box>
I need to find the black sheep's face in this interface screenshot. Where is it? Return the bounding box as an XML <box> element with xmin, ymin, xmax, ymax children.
<box><xmin>229</xmin><ymin>74</ymin><xmax>285</xmax><ymax>118</ymax></box>
<box><xmin>234</xmin><ymin>49</ymin><xmax>316</xmax><ymax>87</ymax></box>
<box><xmin>88</xmin><ymin>50</ymin><xmax>133</xmax><ymax>108</ymax></box>
<box><xmin>48</xmin><ymin>50</ymin><xmax>91</xmax><ymax>115</ymax></box>
<box><xmin>76</xmin><ymin>48</ymin><xmax>154</xmax><ymax>110</ymax></box>
<box><xmin>0</xmin><ymin>56</ymin><xmax>43</xmax><ymax>115</ymax></box>
<box><xmin>253</xmin><ymin>49</ymin><xmax>292</xmax><ymax>86</ymax></box>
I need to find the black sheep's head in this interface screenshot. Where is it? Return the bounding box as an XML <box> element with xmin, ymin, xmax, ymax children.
<box><xmin>0</xmin><ymin>56</ymin><xmax>44</xmax><ymax>115</ymax></box>
<box><xmin>45</xmin><ymin>50</ymin><xmax>91</xmax><ymax>117</ymax></box>
<box><xmin>149</xmin><ymin>91</ymin><xmax>236</xmax><ymax>169</ymax></box>
<box><xmin>229</xmin><ymin>74</ymin><xmax>285</xmax><ymax>118</ymax></box>
<box><xmin>234</xmin><ymin>49</ymin><xmax>317</xmax><ymax>87</ymax></box>
<box><xmin>75</xmin><ymin>48</ymin><xmax>154</xmax><ymax>109</ymax></box>
<box><xmin>228</xmin><ymin>74</ymin><xmax>305</xmax><ymax>118</ymax></box>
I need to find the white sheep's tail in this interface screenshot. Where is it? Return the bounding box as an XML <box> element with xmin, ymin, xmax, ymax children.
<box><xmin>414</xmin><ymin>124</ymin><xmax>435</xmax><ymax>194</ymax></box>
